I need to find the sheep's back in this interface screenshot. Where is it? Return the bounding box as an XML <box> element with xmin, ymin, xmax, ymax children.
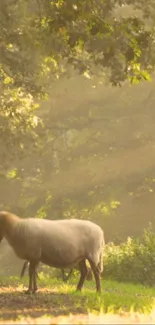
<box><xmin>28</xmin><ymin>218</ymin><xmax>103</xmax><ymax>248</ymax></box>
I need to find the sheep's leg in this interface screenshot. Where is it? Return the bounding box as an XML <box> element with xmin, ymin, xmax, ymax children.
<box><xmin>36</xmin><ymin>269</ymin><xmax>39</xmax><ymax>280</ymax></box>
<box><xmin>32</xmin><ymin>265</ymin><xmax>38</xmax><ymax>294</ymax></box>
<box><xmin>86</xmin><ymin>268</ymin><xmax>93</xmax><ymax>281</ymax></box>
<box><xmin>61</xmin><ymin>269</ymin><xmax>70</xmax><ymax>282</ymax></box>
<box><xmin>88</xmin><ymin>260</ymin><xmax>101</xmax><ymax>293</ymax></box>
<box><xmin>62</xmin><ymin>268</ymin><xmax>73</xmax><ymax>282</ymax></box>
<box><xmin>24</xmin><ymin>262</ymin><xmax>36</xmax><ymax>294</ymax></box>
<box><xmin>66</xmin><ymin>268</ymin><xmax>73</xmax><ymax>281</ymax></box>
<box><xmin>61</xmin><ymin>269</ymin><xmax>67</xmax><ymax>282</ymax></box>
<box><xmin>76</xmin><ymin>260</ymin><xmax>88</xmax><ymax>291</ymax></box>
<box><xmin>20</xmin><ymin>261</ymin><xmax>29</xmax><ymax>278</ymax></box>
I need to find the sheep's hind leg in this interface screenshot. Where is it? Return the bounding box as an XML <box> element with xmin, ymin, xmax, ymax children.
<box><xmin>88</xmin><ymin>259</ymin><xmax>101</xmax><ymax>293</ymax></box>
<box><xmin>76</xmin><ymin>260</ymin><xmax>88</xmax><ymax>292</ymax></box>
<box><xmin>62</xmin><ymin>268</ymin><xmax>73</xmax><ymax>282</ymax></box>
<box><xmin>66</xmin><ymin>268</ymin><xmax>73</xmax><ymax>282</ymax></box>
<box><xmin>61</xmin><ymin>269</ymin><xmax>67</xmax><ymax>282</ymax></box>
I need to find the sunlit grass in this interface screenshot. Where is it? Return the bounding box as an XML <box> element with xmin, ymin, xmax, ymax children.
<box><xmin>0</xmin><ymin>275</ymin><xmax>155</xmax><ymax>317</ymax></box>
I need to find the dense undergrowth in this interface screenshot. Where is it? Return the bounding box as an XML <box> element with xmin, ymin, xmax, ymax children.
<box><xmin>104</xmin><ymin>224</ymin><xmax>155</xmax><ymax>286</ymax></box>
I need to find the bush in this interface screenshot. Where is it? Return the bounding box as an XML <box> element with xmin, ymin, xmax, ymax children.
<box><xmin>104</xmin><ymin>224</ymin><xmax>155</xmax><ymax>286</ymax></box>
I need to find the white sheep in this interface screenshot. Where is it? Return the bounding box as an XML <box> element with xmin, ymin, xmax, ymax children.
<box><xmin>0</xmin><ymin>211</ymin><xmax>104</xmax><ymax>294</ymax></box>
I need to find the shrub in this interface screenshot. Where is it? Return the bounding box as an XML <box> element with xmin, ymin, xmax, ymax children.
<box><xmin>104</xmin><ymin>224</ymin><xmax>155</xmax><ymax>285</ymax></box>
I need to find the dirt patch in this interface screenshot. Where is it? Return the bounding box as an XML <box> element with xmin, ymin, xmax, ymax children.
<box><xmin>0</xmin><ymin>286</ymin><xmax>86</xmax><ymax>321</ymax></box>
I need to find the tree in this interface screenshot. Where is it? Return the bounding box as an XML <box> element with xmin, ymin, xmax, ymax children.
<box><xmin>1</xmin><ymin>0</ymin><xmax>155</xmax><ymax>91</ymax></box>
<box><xmin>40</xmin><ymin>0</ymin><xmax>155</xmax><ymax>85</ymax></box>
<box><xmin>0</xmin><ymin>0</ymin><xmax>155</xmax><ymax>239</ymax></box>
<box><xmin>0</xmin><ymin>0</ymin><xmax>155</xmax><ymax>167</ymax></box>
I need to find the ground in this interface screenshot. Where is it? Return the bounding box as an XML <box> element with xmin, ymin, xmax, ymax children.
<box><xmin>1</xmin><ymin>275</ymin><xmax>155</xmax><ymax>324</ymax></box>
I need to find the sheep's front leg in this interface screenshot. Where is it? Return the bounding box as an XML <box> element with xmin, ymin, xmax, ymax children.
<box><xmin>20</xmin><ymin>261</ymin><xmax>28</xmax><ymax>278</ymax></box>
<box><xmin>33</xmin><ymin>264</ymin><xmax>38</xmax><ymax>293</ymax></box>
<box><xmin>24</xmin><ymin>262</ymin><xmax>36</xmax><ymax>294</ymax></box>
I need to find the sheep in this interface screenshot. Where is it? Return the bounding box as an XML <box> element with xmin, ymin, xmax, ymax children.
<box><xmin>0</xmin><ymin>211</ymin><xmax>104</xmax><ymax>294</ymax></box>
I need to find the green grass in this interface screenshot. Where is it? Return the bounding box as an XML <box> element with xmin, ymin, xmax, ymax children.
<box><xmin>0</xmin><ymin>274</ymin><xmax>155</xmax><ymax>319</ymax></box>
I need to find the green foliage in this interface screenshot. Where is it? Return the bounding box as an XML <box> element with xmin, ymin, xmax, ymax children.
<box><xmin>1</xmin><ymin>0</ymin><xmax>155</xmax><ymax>241</ymax></box>
<box><xmin>44</xmin><ymin>0</ymin><xmax>155</xmax><ymax>85</ymax></box>
<box><xmin>1</xmin><ymin>0</ymin><xmax>155</xmax><ymax>93</ymax></box>
<box><xmin>104</xmin><ymin>224</ymin><xmax>155</xmax><ymax>285</ymax></box>
<box><xmin>0</xmin><ymin>0</ymin><xmax>155</xmax><ymax>167</ymax></box>
<box><xmin>0</xmin><ymin>81</ymin><xmax>41</xmax><ymax>169</ymax></box>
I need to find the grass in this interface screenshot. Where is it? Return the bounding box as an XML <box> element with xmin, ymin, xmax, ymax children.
<box><xmin>0</xmin><ymin>274</ymin><xmax>155</xmax><ymax>323</ymax></box>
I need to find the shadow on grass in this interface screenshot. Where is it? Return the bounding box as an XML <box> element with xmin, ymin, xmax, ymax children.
<box><xmin>0</xmin><ymin>277</ymin><xmax>155</xmax><ymax>320</ymax></box>
<box><xmin>0</xmin><ymin>284</ymin><xmax>154</xmax><ymax>321</ymax></box>
<box><xmin>0</xmin><ymin>289</ymin><xmax>87</xmax><ymax>320</ymax></box>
